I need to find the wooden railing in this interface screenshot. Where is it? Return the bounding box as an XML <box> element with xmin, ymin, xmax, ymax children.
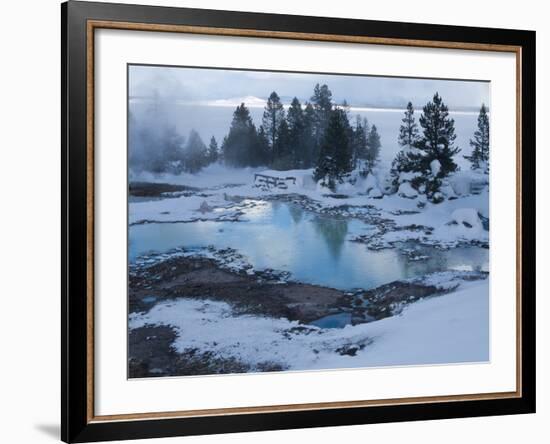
<box><xmin>254</xmin><ymin>173</ymin><xmax>296</xmax><ymax>189</ymax></box>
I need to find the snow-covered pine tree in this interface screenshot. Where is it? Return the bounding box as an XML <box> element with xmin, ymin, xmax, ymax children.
<box><xmin>207</xmin><ymin>136</ymin><xmax>219</xmax><ymax>164</ymax></box>
<box><xmin>414</xmin><ymin>92</ymin><xmax>460</xmax><ymax>200</ymax></box>
<box><xmin>390</xmin><ymin>102</ymin><xmax>420</xmax><ymax>188</ymax></box>
<box><xmin>313</xmin><ymin>107</ymin><xmax>351</xmax><ymax>191</ymax></box>
<box><xmin>261</xmin><ymin>91</ymin><xmax>285</xmax><ymax>163</ymax></box>
<box><xmin>313</xmin><ymin>156</ymin><xmax>336</xmax><ymax>191</ymax></box>
<box><xmin>464</xmin><ymin>103</ymin><xmax>490</xmax><ymax>172</ymax></box>
<box><xmin>399</xmin><ymin>102</ymin><xmax>420</xmax><ymax>149</ymax></box>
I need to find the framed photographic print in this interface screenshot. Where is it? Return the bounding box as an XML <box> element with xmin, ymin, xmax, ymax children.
<box><xmin>61</xmin><ymin>1</ymin><xmax>536</xmax><ymax>442</ymax></box>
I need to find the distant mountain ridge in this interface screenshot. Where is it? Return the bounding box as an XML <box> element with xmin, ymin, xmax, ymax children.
<box><xmin>130</xmin><ymin>94</ymin><xmax>489</xmax><ymax>113</ymax></box>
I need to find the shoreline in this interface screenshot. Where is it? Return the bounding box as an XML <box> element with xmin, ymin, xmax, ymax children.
<box><xmin>127</xmin><ymin>174</ymin><xmax>489</xmax><ymax>378</ymax></box>
<box><xmin>128</xmin><ymin>249</ymin><xmax>487</xmax><ymax>378</ymax></box>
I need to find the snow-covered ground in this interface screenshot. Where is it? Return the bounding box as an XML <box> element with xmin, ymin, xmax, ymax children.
<box><xmin>129</xmin><ymin>161</ymin><xmax>489</xmax><ymax>373</ymax></box>
<box><xmin>130</xmin><ymin>163</ymin><xmax>489</xmax><ymax>249</ymax></box>
<box><xmin>129</xmin><ymin>193</ymin><xmax>268</xmax><ymax>225</ymax></box>
<box><xmin>129</xmin><ymin>279</ymin><xmax>489</xmax><ymax>371</ymax></box>
<box><xmin>128</xmin><ymin>83</ymin><xmax>490</xmax><ymax>375</ymax></box>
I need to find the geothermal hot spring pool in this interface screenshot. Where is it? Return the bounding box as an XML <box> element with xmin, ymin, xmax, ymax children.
<box><xmin>129</xmin><ymin>200</ymin><xmax>489</xmax><ymax>291</ymax></box>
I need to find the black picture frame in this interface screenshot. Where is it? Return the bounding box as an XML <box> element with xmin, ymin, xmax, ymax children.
<box><xmin>62</xmin><ymin>1</ymin><xmax>536</xmax><ymax>442</ymax></box>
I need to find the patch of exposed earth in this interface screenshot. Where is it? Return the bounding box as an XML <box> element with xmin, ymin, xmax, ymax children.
<box><xmin>128</xmin><ymin>247</ymin><xmax>487</xmax><ymax>377</ymax></box>
<box><xmin>131</xmin><ymin>246</ymin><xmax>487</xmax><ymax>322</ymax></box>
<box><xmin>129</xmin><ymin>325</ymin><xmax>284</xmax><ymax>378</ymax></box>
<box><xmin>130</xmin><ymin>248</ymin><xmax>351</xmax><ymax>323</ymax></box>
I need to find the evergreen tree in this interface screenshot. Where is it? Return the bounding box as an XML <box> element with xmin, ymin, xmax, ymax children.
<box><xmin>256</xmin><ymin>126</ymin><xmax>270</xmax><ymax>166</ymax></box>
<box><xmin>313</xmin><ymin>107</ymin><xmax>352</xmax><ymax>191</ymax></box>
<box><xmin>302</xmin><ymin>102</ymin><xmax>317</xmax><ymax>167</ymax></box>
<box><xmin>311</xmin><ymin>84</ymin><xmax>333</xmax><ymax>113</ymax></box>
<box><xmin>220</xmin><ymin>135</ymin><xmax>228</xmax><ymax>163</ymax></box>
<box><xmin>286</xmin><ymin>97</ymin><xmax>306</xmax><ymax>167</ymax></box>
<box><xmin>398</xmin><ymin>102</ymin><xmax>420</xmax><ymax>149</ymax></box>
<box><xmin>389</xmin><ymin>150</ymin><xmax>416</xmax><ymax>192</ymax></box>
<box><xmin>413</xmin><ymin>92</ymin><xmax>460</xmax><ymax>199</ymax></box>
<box><xmin>464</xmin><ymin>103</ymin><xmax>490</xmax><ymax>172</ymax></box>
<box><xmin>351</xmin><ymin>115</ymin><xmax>368</xmax><ymax>166</ymax></box>
<box><xmin>351</xmin><ymin>115</ymin><xmax>367</xmax><ymax>167</ymax></box>
<box><xmin>273</xmin><ymin>118</ymin><xmax>292</xmax><ymax>169</ymax></box>
<box><xmin>365</xmin><ymin>125</ymin><xmax>381</xmax><ymax>170</ymax></box>
<box><xmin>334</xmin><ymin>109</ymin><xmax>353</xmax><ymax>175</ymax></box>
<box><xmin>184</xmin><ymin>129</ymin><xmax>208</xmax><ymax>173</ymax></box>
<box><xmin>222</xmin><ymin>103</ymin><xmax>259</xmax><ymax>167</ymax></box>
<box><xmin>207</xmin><ymin>136</ymin><xmax>219</xmax><ymax>164</ymax></box>
<box><xmin>310</xmin><ymin>83</ymin><xmax>333</xmax><ymax>161</ymax></box>
<box><xmin>390</xmin><ymin>102</ymin><xmax>421</xmax><ymax>186</ymax></box>
<box><xmin>262</xmin><ymin>91</ymin><xmax>285</xmax><ymax>163</ymax></box>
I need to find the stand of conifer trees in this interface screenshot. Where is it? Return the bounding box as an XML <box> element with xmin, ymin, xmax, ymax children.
<box><xmin>220</xmin><ymin>83</ymin><xmax>382</xmax><ymax>190</ymax></box>
<box><xmin>130</xmin><ymin>83</ymin><xmax>488</xmax><ymax>201</ymax></box>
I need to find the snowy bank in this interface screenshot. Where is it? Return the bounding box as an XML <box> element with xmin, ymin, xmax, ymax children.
<box><xmin>129</xmin><ymin>164</ymin><xmax>489</xmax><ymax>249</ymax></box>
<box><xmin>129</xmin><ymin>279</ymin><xmax>489</xmax><ymax>372</ymax></box>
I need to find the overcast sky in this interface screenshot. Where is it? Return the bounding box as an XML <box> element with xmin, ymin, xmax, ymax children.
<box><xmin>129</xmin><ymin>64</ymin><xmax>490</xmax><ymax>111</ymax></box>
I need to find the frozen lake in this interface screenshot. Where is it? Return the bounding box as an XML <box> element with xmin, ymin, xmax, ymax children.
<box><xmin>129</xmin><ymin>201</ymin><xmax>488</xmax><ymax>291</ymax></box>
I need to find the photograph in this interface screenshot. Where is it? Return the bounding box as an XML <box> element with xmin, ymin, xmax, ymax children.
<box><xmin>56</xmin><ymin>1</ymin><xmax>537</xmax><ymax>441</ymax></box>
<box><xmin>127</xmin><ymin>65</ymin><xmax>491</xmax><ymax>378</ymax></box>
